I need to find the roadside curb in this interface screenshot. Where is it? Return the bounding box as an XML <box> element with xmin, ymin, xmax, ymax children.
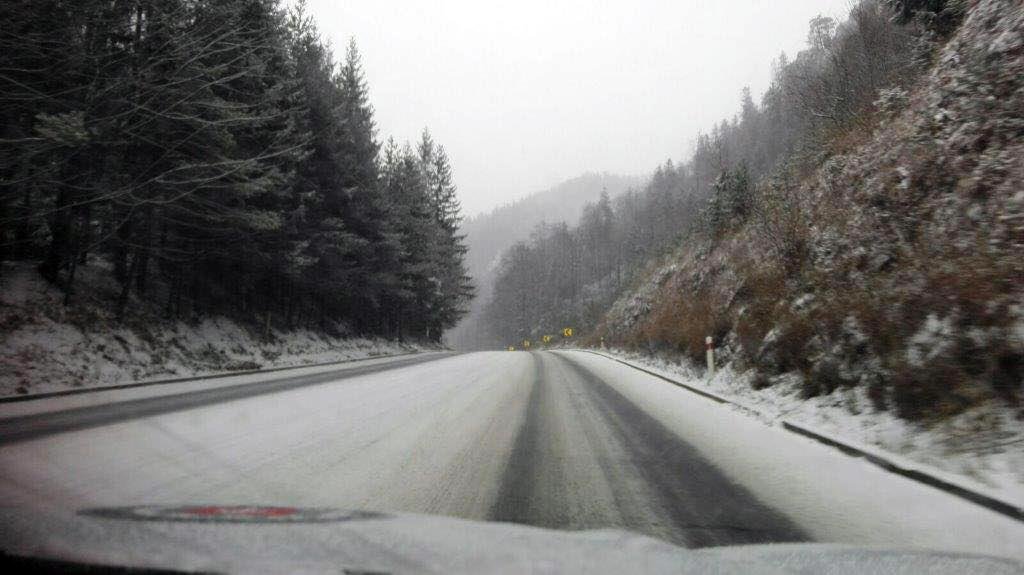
<box><xmin>780</xmin><ymin>421</ymin><xmax>1024</xmax><ymax>522</ymax></box>
<box><xmin>572</xmin><ymin>348</ymin><xmax>1024</xmax><ymax>524</ymax></box>
<box><xmin>0</xmin><ymin>350</ymin><xmax>425</xmax><ymax>404</ymax></box>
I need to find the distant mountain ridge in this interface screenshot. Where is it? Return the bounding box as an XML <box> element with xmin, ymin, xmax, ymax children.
<box><xmin>461</xmin><ymin>173</ymin><xmax>645</xmax><ymax>280</ymax></box>
<box><xmin>448</xmin><ymin>172</ymin><xmax>644</xmax><ymax>349</ymax></box>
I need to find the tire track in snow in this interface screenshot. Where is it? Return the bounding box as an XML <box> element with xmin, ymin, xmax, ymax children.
<box><xmin>488</xmin><ymin>351</ymin><xmax>806</xmax><ymax>548</ymax></box>
<box><xmin>0</xmin><ymin>353</ymin><xmax>455</xmax><ymax>445</ymax></box>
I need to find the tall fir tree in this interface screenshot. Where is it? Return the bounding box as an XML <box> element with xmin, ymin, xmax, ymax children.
<box><xmin>1</xmin><ymin>0</ymin><xmax>472</xmax><ymax>342</ymax></box>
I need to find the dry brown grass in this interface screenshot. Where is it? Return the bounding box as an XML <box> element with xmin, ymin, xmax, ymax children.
<box><xmin>638</xmin><ymin>283</ymin><xmax>730</xmax><ymax>365</ymax></box>
<box><xmin>774</xmin><ymin>312</ymin><xmax>818</xmax><ymax>375</ymax></box>
<box><xmin>734</xmin><ymin>264</ymin><xmax>787</xmax><ymax>360</ymax></box>
<box><xmin>891</xmin><ymin>359</ymin><xmax>977</xmax><ymax>421</ymax></box>
<box><xmin>821</xmin><ymin>109</ymin><xmax>883</xmax><ymax>157</ymax></box>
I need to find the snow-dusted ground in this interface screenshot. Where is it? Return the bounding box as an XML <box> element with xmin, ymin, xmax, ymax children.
<box><xmin>0</xmin><ymin>262</ymin><xmax>425</xmax><ymax>397</ymax></box>
<box><xmin>591</xmin><ymin>347</ymin><xmax>1024</xmax><ymax>511</ymax></box>
<box><xmin>2</xmin><ymin>350</ymin><xmax>1021</xmax><ymax>563</ymax></box>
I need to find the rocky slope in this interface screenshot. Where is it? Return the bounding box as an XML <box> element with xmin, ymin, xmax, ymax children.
<box><xmin>597</xmin><ymin>0</ymin><xmax>1023</xmax><ymax>422</ymax></box>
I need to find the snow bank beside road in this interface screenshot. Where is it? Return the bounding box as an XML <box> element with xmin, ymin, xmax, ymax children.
<box><xmin>592</xmin><ymin>348</ymin><xmax>1024</xmax><ymax>512</ymax></box>
<box><xmin>0</xmin><ymin>262</ymin><xmax>425</xmax><ymax>397</ymax></box>
<box><xmin>559</xmin><ymin>351</ymin><xmax>1024</xmax><ymax>561</ymax></box>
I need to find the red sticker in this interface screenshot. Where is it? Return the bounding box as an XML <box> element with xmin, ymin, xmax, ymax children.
<box><xmin>81</xmin><ymin>505</ymin><xmax>387</xmax><ymax>524</ymax></box>
<box><xmin>178</xmin><ymin>506</ymin><xmax>299</xmax><ymax>519</ymax></box>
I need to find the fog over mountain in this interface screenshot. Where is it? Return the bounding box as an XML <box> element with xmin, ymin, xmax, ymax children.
<box><xmin>447</xmin><ymin>173</ymin><xmax>643</xmax><ymax>349</ymax></box>
<box><xmin>303</xmin><ymin>0</ymin><xmax>851</xmax><ymax>216</ymax></box>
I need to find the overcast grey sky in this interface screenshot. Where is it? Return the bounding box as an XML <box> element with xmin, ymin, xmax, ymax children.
<box><xmin>305</xmin><ymin>0</ymin><xmax>852</xmax><ymax>217</ymax></box>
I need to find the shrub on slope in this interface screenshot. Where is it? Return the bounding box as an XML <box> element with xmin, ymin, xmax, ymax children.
<box><xmin>600</xmin><ymin>0</ymin><xmax>1024</xmax><ymax>421</ymax></box>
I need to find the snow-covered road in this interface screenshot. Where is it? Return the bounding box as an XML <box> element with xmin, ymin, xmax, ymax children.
<box><xmin>0</xmin><ymin>350</ymin><xmax>1021</xmax><ymax>560</ymax></box>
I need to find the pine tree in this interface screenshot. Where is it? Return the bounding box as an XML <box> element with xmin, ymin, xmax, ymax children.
<box><xmin>422</xmin><ymin>138</ymin><xmax>474</xmax><ymax>338</ymax></box>
<box><xmin>286</xmin><ymin>1</ymin><xmax>362</xmax><ymax>329</ymax></box>
<box><xmin>337</xmin><ymin>39</ymin><xmax>380</xmax><ymax>214</ymax></box>
<box><xmin>1</xmin><ymin>0</ymin><xmax>472</xmax><ymax>343</ymax></box>
<box><xmin>887</xmin><ymin>0</ymin><xmax>964</xmax><ymax>36</ymax></box>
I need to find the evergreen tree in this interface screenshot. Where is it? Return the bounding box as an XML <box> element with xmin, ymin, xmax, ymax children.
<box><xmin>0</xmin><ymin>0</ymin><xmax>472</xmax><ymax>342</ymax></box>
<box><xmin>419</xmin><ymin>133</ymin><xmax>474</xmax><ymax>338</ymax></box>
<box><xmin>888</xmin><ymin>0</ymin><xmax>965</xmax><ymax>36</ymax></box>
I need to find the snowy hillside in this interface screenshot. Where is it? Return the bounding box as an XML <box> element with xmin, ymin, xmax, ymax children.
<box><xmin>479</xmin><ymin>0</ymin><xmax>1023</xmax><ymax>494</ymax></box>
<box><xmin>598</xmin><ymin>348</ymin><xmax>1024</xmax><ymax>508</ymax></box>
<box><xmin>0</xmin><ymin>262</ymin><xmax>424</xmax><ymax>396</ymax></box>
<box><xmin>599</xmin><ymin>0</ymin><xmax>1024</xmax><ymax>412</ymax></box>
<box><xmin>584</xmin><ymin>0</ymin><xmax>1024</xmax><ymax>501</ymax></box>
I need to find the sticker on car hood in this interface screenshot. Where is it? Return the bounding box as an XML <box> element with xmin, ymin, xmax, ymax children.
<box><xmin>80</xmin><ymin>505</ymin><xmax>388</xmax><ymax>523</ymax></box>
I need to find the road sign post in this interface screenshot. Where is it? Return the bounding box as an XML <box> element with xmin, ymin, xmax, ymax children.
<box><xmin>705</xmin><ymin>336</ymin><xmax>715</xmax><ymax>380</ymax></box>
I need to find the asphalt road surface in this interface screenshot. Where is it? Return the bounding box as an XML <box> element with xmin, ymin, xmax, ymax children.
<box><xmin>1</xmin><ymin>350</ymin><xmax>1021</xmax><ymax>558</ymax></box>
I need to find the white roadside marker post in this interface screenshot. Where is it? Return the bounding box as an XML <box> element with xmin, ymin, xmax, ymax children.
<box><xmin>705</xmin><ymin>336</ymin><xmax>715</xmax><ymax>380</ymax></box>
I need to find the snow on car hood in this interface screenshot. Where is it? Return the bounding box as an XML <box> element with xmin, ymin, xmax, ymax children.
<box><xmin>0</xmin><ymin>506</ymin><xmax>1020</xmax><ymax>574</ymax></box>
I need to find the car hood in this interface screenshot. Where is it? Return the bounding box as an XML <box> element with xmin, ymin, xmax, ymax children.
<box><xmin>0</xmin><ymin>506</ymin><xmax>1020</xmax><ymax>574</ymax></box>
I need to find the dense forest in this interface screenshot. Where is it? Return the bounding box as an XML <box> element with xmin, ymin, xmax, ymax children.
<box><xmin>0</xmin><ymin>0</ymin><xmax>472</xmax><ymax>341</ymax></box>
<box><xmin>447</xmin><ymin>173</ymin><xmax>641</xmax><ymax>349</ymax></box>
